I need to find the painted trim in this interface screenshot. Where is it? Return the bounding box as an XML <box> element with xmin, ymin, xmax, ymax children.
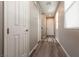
<box><xmin>28</xmin><ymin>38</ymin><xmax>70</xmax><ymax>57</ymax></box>
<box><xmin>55</xmin><ymin>38</ymin><xmax>70</xmax><ymax>57</ymax></box>
<box><xmin>28</xmin><ymin>43</ymin><xmax>39</xmax><ymax>56</ymax></box>
<box><xmin>21</xmin><ymin>53</ymin><xmax>28</xmax><ymax>57</ymax></box>
<box><xmin>2</xmin><ymin>1</ymin><xmax>4</xmax><ymax>57</ymax></box>
<box><xmin>54</xmin><ymin>1</ymin><xmax>60</xmax><ymax>17</ymax></box>
<box><xmin>21</xmin><ymin>42</ymin><xmax>39</xmax><ymax>57</ymax></box>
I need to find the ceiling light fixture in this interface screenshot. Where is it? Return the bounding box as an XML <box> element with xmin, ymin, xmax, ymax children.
<box><xmin>46</xmin><ymin>2</ymin><xmax>51</xmax><ymax>6</ymax></box>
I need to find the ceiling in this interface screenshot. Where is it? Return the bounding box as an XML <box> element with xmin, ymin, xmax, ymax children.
<box><xmin>65</xmin><ymin>1</ymin><xmax>75</xmax><ymax>12</ymax></box>
<box><xmin>37</xmin><ymin>1</ymin><xmax>59</xmax><ymax>17</ymax></box>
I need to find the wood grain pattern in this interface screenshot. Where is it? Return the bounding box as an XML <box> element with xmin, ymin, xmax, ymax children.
<box><xmin>30</xmin><ymin>37</ymin><xmax>67</xmax><ymax>57</ymax></box>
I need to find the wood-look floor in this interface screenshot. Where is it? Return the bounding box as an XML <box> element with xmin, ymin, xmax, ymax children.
<box><xmin>30</xmin><ymin>37</ymin><xmax>67</xmax><ymax>57</ymax></box>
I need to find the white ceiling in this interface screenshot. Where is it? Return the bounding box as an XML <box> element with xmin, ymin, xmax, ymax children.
<box><xmin>37</xmin><ymin>1</ymin><xmax>59</xmax><ymax>17</ymax></box>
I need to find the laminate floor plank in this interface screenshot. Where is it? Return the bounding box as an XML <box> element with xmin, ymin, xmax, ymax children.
<box><xmin>30</xmin><ymin>37</ymin><xmax>67</xmax><ymax>57</ymax></box>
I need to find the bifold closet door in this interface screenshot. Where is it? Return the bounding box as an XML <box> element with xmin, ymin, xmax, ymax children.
<box><xmin>4</xmin><ymin>1</ymin><xmax>30</xmax><ymax>57</ymax></box>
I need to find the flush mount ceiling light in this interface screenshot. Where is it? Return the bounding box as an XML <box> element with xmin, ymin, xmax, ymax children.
<box><xmin>46</xmin><ymin>2</ymin><xmax>52</xmax><ymax>6</ymax></box>
<box><xmin>46</xmin><ymin>2</ymin><xmax>54</xmax><ymax>13</ymax></box>
<box><xmin>37</xmin><ymin>1</ymin><xmax>59</xmax><ymax>17</ymax></box>
<box><xmin>48</xmin><ymin>7</ymin><xmax>53</xmax><ymax>12</ymax></box>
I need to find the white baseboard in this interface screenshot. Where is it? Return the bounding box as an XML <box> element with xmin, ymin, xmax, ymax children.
<box><xmin>56</xmin><ymin>38</ymin><xmax>70</xmax><ymax>57</ymax></box>
<box><xmin>28</xmin><ymin>43</ymin><xmax>38</xmax><ymax>56</ymax></box>
<box><xmin>21</xmin><ymin>39</ymin><xmax>70</xmax><ymax>57</ymax></box>
<box><xmin>21</xmin><ymin>41</ymin><xmax>39</xmax><ymax>57</ymax></box>
<box><xmin>21</xmin><ymin>42</ymin><xmax>38</xmax><ymax>57</ymax></box>
<box><xmin>21</xmin><ymin>53</ymin><xmax>28</xmax><ymax>57</ymax></box>
<box><xmin>21</xmin><ymin>43</ymin><xmax>38</xmax><ymax>57</ymax></box>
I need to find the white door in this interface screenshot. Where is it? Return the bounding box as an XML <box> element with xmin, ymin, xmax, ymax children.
<box><xmin>47</xmin><ymin>18</ymin><xmax>54</xmax><ymax>35</ymax></box>
<box><xmin>4</xmin><ymin>1</ymin><xmax>30</xmax><ymax>57</ymax></box>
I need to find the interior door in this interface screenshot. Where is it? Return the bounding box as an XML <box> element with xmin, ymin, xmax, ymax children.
<box><xmin>4</xmin><ymin>1</ymin><xmax>30</xmax><ymax>57</ymax></box>
<box><xmin>47</xmin><ymin>18</ymin><xmax>54</xmax><ymax>36</ymax></box>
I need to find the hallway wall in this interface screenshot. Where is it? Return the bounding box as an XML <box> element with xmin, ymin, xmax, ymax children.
<box><xmin>41</xmin><ymin>15</ymin><xmax>47</xmax><ymax>39</ymax></box>
<box><xmin>29</xmin><ymin>2</ymin><xmax>41</xmax><ymax>53</ymax></box>
<box><xmin>56</xmin><ymin>2</ymin><xmax>79</xmax><ymax>57</ymax></box>
<box><xmin>38</xmin><ymin>11</ymin><xmax>42</xmax><ymax>42</ymax></box>
<box><xmin>0</xmin><ymin>1</ymin><xmax>4</xmax><ymax>56</ymax></box>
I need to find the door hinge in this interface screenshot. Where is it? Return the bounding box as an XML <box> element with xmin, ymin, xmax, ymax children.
<box><xmin>7</xmin><ymin>28</ymin><xmax>9</xmax><ymax>34</ymax></box>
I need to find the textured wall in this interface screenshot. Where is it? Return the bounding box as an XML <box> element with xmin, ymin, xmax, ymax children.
<box><xmin>41</xmin><ymin>15</ymin><xmax>47</xmax><ymax>38</ymax></box>
<box><xmin>0</xmin><ymin>1</ymin><xmax>3</xmax><ymax>56</ymax></box>
<box><xmin>29</xmin><ymin>2</ymin><xmax>41</xmax><ymax>52</ymax></box>
<box><xmin>56</xmin><ymin>2</ymin><xmax>79</xmax><ymax>57</ymax></box>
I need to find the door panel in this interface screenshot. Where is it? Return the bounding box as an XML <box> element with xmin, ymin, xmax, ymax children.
<box><xmin>47</xmin><ymin>18</ymin><xmax>54</xmax><ymax>35</ymax></box>
<box><xmin>4</xmin><ymin>1</ymin><xmax>30</xmax><ymax>57</ymax></box>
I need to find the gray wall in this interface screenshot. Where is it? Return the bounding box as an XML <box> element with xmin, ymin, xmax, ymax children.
<box><xmin>41</xmin><ymin>15</ymin><xmax>47</xmax><ymax>39</ymax></box>
<box><xmin>55</xmin><ymin>2</ymin><xmax>79</xmax><ymax>57</ymax></box>
<box><xmin>0</xmin><ymin>1</ymin><xmax>3</xmax><ymax>57</ymax></box>
<box><xmin>30</xmin><ymin>2</ymin><xmax>41</xmax><ymax>52</ymax></box>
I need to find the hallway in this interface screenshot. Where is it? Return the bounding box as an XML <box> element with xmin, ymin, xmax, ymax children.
<box><xmin>2</xmin><ymin>1</ymin><xmax>64</xmax><ymax>57</ymax></box>
<box><xmin>30</xmin><ymin>37</ymin><xmax>67</xmax><ymax>57</ymax></box>
<box><xmin>0</xmin><ymin>1</ymin><xmax>79</xmax><ymax>57</ymax></box>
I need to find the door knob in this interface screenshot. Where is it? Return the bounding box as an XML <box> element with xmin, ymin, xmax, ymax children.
<box><xmin>26</xmin><ymin>29</ymin><xmax>28</xmax><ymax>32</ymax></box>
<box><xmin>7</xmin><ymin>28</ymin><xmax>9</xmax><ymax>34</ymax></box>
